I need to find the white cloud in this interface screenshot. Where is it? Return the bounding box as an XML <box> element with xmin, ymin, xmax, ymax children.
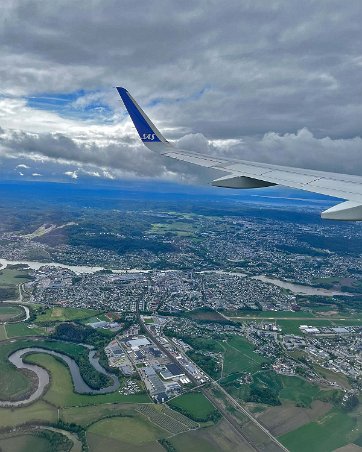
<box><xmin>64</xmin><ymin>170</ymin><xmax>78</xmax><ymax>179</ymax></box>
<box><xmin>16</xmin><ymin>163</ymin><xmax>30</xmax><ymax>169</ymax></box>
<box><xmin>0</xmin><ymin>0</ymin><xmax>361</xmax><ymax>183</ymax></box>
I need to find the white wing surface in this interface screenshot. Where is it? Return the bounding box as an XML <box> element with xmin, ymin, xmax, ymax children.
<box><xmin>116</xmin><ymin>87</ymin><xmax>362</xmax><ymax>221</ymax></box>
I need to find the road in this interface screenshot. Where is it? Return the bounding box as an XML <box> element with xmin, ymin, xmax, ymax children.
<box><xmin>209</xmin><ymin>381</ymin><xmax>289</xmax><ymax>452</ymax></box>
<box><xmin>137</xmin><ymin>306</ymin><xmax>288</xmax><ymax>451</ymax></box>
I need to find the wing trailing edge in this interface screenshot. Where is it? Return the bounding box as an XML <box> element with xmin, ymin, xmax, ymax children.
<box><xmin>117</xmin><ymin>87</ymin><xmax>362</xmax><ymax>221</ymax></box>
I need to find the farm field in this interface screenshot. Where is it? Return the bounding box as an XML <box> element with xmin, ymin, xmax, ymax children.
<box><xmin>278</xmin><ymin>375</ymin><xmax>326</xmax><ymax>406</ymax></box>
<box><xmin>221</xmin><ymin>367</ymin><xmax>334</xmax><ymax>409</ymax></box>
<box><xmin>0</xmin><ymin>304</ymin><xmax>24</xmax><ymax>321</ymax></box>
<box><xmin>149</xmin><ymin>221</ymin><xmax>196</xmax><ymax>237</ymax></box>
<box><xmin>311</xmin><ymin>362</ymin><xmax>351</xmax><ymax>389</ymax></box>
<box><xmin>88</xmin><ymin>434</ymin><xmax>163</xmax><ymax>452</ymax></box>
<box><xmin>167</xmin><ymin>391</ymin><xmax>217</xmax><ymax>421</ymax></box>
<box><xmin>226</xmin><ymin>310</ymin><xmax>316</xmax><ymax>319</ymax></box>
<box><xmin>136</xmin><ymin>404</ymin><xmax>199</xmax><ymax>434</ymax></box>
<box><xmin>256</xmin><ymin>400</ymin><xmax>332</xmax><ymax>436</ymax></box>
<box><xmin>0</xmin><ymin>324</ymin><xmax>7</xmax><ymax>341</ymax></box>
<box><xmin>87</xmin><ymin>416</ymin><xmax>166</xmax><ymax>451</ymax></box>
<box><xmin>0</xmin><ymin>267</ymin><xmax>32</xmax><ymax>286</ymax></box>
<box><xmin>0</xmin><ymin>433</ymin><xmax>51</xmax><ymax>452</ymax></box>
<box><xmin>25</xmin><ymin>353</ymin><xmax>149</xmax><ymax>407</ymax></box>
<box><xmin>279</xmin><ymin>408</ymin><xmax>360</xmax><ymax>452</ymax></box>
<box><xmin>0</xmin><ymin>401</ymin><xmax>57</xmax><ymax>428</ymax></box>
<box><xmin>221</xmin><ymin>335</ymin><xmax>268</xmax><ymax>375</ymax></box>
<box><xmin>5</xmin><ymin>322</ymin><xmax>48</xmax><ymax>338</ymax></box>
<box><xmin>0</xmin><ymin>340</ymin><xmax>37</xmax><ymax>401</ymax></box>
<box><xmin>187</xmin><ymin>308</ymin><xmax>227</xmax><ymax>322</ymax></box>
<box><xmin>36</xmin><ymin>307</ymin><xmax>100</xmax><ymax>323</ymax></box>
<box><xmin>169</xmin><ymin>418</ymin><xmax>255</xmax><ymax>452</ymax></box>
<box><xmin>61</xmin><ymin>403</ymin><xmax>137</xmax><ymax>426</ymax></box>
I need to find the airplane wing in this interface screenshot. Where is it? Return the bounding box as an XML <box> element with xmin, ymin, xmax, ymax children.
<box><xmin>116</xmin><ymin>87</ymin><xmax>362</xmax><ymax>221</ymax></box>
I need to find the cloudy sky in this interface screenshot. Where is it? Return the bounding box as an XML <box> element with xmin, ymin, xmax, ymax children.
<box><xmin>0</xmin><ymin>0</ymin><xmax>361</xmax><ymax>185</ymax></box>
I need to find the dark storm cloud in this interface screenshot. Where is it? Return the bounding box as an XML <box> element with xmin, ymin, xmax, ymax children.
<box><xmin>0</xmin><ymin>0</ymin><xmax>361</xmax><ymax>179</ymax></box>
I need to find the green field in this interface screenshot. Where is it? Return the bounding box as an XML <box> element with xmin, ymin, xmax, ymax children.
<box><xmin>0</xmin><ymin>433</ymin><xmax>51</xmax><ymax>452</ymax></box>
<box><xmin>221</xmin><ymin>336</ymin><xmax>268</xmax><ymax>375</ymax></box>
<box><xmin>228</xmin><ymin>310</ymin><xmax>316</xmax><ymax>319</ymax></box>
<box><xmin>25</xmin><ymin>353</ymin><xmax>149</xmax><ymax>407</ymax></box>
<box><xmin>87</xmin><ymin>416</ymin><xmax>165</xmax><ymax>447</ymax></box>
<box><xmin>0</xmin><ymin>305</ymin><xmax>24</xmax><ymax>322</ymax></box>
<box><xmin>311</xmin><ymin>362</ymin><xmax>351</xmax><ymax>389</ymax></box>
<box><xmin>61</xmin><ymin>403</ymin><xmax>137</xmax><ymax>426</ymax></box>
<box><xmin>36</xmin><ymin>307</ymin><xmax>100</xmax><ymax>323</ymax></box>
<box><xmin>0</xmin><ymin>341</ymin><xmax>36</xmax><ymax>401</ymax></box>
<box><xmin>0</xmin><ymin>267</ymin><xmax>32</xmax><ymax>286</ymax></box>
<box><xmin>5</xmin><ymin>322</ymin><xmax>48</xmax><ymax>338</ymax></box>
<box><xmin>0</xmin><ymin>324</ymin><xmax>7</xmax><ymax>341</ymax></box>
<box><xmin>168</xmin><ymin>419</ymin><xmax>243</xmax><ymax>452</ymax></box>
<box><xmin>280</xmin><ymin>408</ymin><xmax>359</xmax><ymax>452</ymax></box>
<box><xmin>149</xmin><ymin>222</ymin><xmax>196</xmax><ymax>237</ymax></box>
<box><xmin>221</xmin><ymin>367</ymin><xmax>333</xmax><ymax>408</ymax></box>
<box><xmin>168</xmin><ymin>392</ymin><xmax>217</xmax><ymax>421</ymax></box>
<box><xmin>0</xmin><ymin>401</ymin><xmax>57</xmax><ymax>428</ymax></box>
<box><xmin>278</xmin><ymin>375</ymin><xmax>325</xmax><ymax>406</ymax></box>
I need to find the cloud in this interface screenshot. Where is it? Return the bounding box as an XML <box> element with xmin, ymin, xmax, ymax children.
<box><xmin>64</xmin><ymin>170</ymin><xmax>78</xmax><ymax>179</ymax></box>
<box><xmin>0</xmin><ymin>0</ymin><xmax>361</xmax><ymax>183</ymax></box>
<box><xmin>16</xmin><ymin>163</ymin><xmax>30</xmax><ymax>169</ymax></box>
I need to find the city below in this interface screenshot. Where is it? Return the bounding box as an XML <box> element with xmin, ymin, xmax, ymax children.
<box><xmin>0</xmin><ymin>183</ymin><xmax>361</xmax><ymax>452</ymax></box>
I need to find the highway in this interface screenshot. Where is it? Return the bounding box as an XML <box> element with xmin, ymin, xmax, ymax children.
<box><xmin>136</xmin><ymin>306</ymin><xmax>288</xmax><ymax>451</ymax></box>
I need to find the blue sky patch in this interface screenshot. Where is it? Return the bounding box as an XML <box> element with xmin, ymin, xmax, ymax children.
<box><xmin>26</xmin><ymin>90</ymin><xmax>114</xmax><ymax>122</ymax></box>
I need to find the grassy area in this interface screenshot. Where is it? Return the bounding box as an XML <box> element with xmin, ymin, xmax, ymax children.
<box><xmin>0</xmin><ymin>305</ymin><xmax>24</xmax><ymax>321</ymax></box>
<box><xmin>279</xmin><ymin>408</ymin><xmax>358</xmax><ymax>452</ymax></box>
<box><xmin>278</xmin><ymin>375</ymin><xmax>324</xmax><ymax>406</ymax></box>
<box><xmin>168</xmin><ymin>417</ymin><xmax>255</xmax><ymax>452</ymax></box>
<box><xmin>168</xmin><ymin>392</ymin><xmax>217</xmax><ymax>421</ymax></box>
<box><xmin>36</xmin><ymin>307</ymin><xmax>100</xmax><ymax>323</ymax></box>
<box><xmin>0</xmin><ymin>324</ymin><xmax>7</xmax><ymax>341</ymax></box>
<box><xmin>61</xmin><ymin>403</ymin><xmax>137</xmax><ymax>427</ymax></box>
<box><xmin>25</xmin><ymin>353</ymin><xmax>150</xmax><ymax>407</ymax></box>
<box><xmin>221</xmin><ymin>336</ymin><xmax>268</xmax><ymax>375</ymax></box>
<box><xmin>0</xmin><ymin>267</ymin><xmax>32</xmax><ymax>286</ymax></box>
<box><xmin>0</xmin><ymin>433</ymin><xmax>51</xmax><ymax>452</ymax></box>
<box><xmin>5</xmin><ymin>322</ymin><xmax>48</xmax><ymax>338</ymax></box>
<box><xmin>87</xmin><ymin>416</ymin><xmax>165</xmax><ymax>446</ymax></box>
<box><xmin>0</xmin><ymin>401</ymin><xmax>57</xmax><ymax>428</ymax></box>
<box><xmin>222</xmin><ymin>369</ymin><xmax>332</xmax><ymax>408</ymax></box>
<box><xmin>186</xmin><ymin>308</ymin><xmax>227</xmax><ymax>322</ymax></box>
<box><xmin>149</xmin><ymin>222</ymin><xmax>196</xmax><ymax>237</ymax></box>
<box><xmin>0</xmin><ymin>341</ymin><xmax>35</xmax><ymax>401</ymax></box>
<box><xmin>227</xmin><ymin>310</ymin><xmax>316</xmax><ymax>319</ymax></box>
<box><xmin>311</xmin><ymin>276</ymin><xmax>341</xmax><ymax>287</ymax></box>
<box><xmin>311</xmin><ymin>362</ymin><xmax>351</xmax><ymax>389</ymax></box>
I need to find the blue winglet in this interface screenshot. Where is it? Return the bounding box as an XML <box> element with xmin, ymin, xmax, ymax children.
<box><xmin>116</xmin><ymin>87</ymin><xmax>163</xmax><ymax>143</ymax></box>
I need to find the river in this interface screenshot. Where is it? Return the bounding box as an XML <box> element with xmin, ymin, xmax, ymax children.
<box><xmin>251</xmin><ymin>275</ymin><xmax>349</xmax><ymax>297</ymax></box>
<box><xmin>0</xmin><ymin>347</ymin><xmax>120</xmax><ymax>407</ymax></box>
<box><xmin>0</xmin><ymin>258</ymin><xmax>151</xmax><ymax>275</ymax></box>
<box><xmin>0</xmin><ymin>258</ymin><xmax>350</xmax><ymax>296</ymax></box>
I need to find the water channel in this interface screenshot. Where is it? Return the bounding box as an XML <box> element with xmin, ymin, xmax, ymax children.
<box><xmin>0</xmin><ymin>347</ymin><xmax>120</xmax><ymax>407</ymax></box>
<box><xmin>0</xmin><ymin>258</ymin><xmax>347</xmax><ymax>296</ymax></box>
